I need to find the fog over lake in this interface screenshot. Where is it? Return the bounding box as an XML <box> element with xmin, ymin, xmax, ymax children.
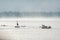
<box><xmin>0</xmin><ymin>0</ymin><xmax>60</xmax><ymax>40</ymax></box>
<box><xmin>0</xmin><ymin>12</ymin><xmax>60</xmax><ymax>17</ymax></box>
<box><xmin>0</xmin><ymin>17</ymin><xmax>60</xmax><ymax>40</ymax></box>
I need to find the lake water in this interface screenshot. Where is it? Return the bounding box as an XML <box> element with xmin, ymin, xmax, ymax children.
<box><xmin>0</xmin><ymin>18</ymin><xmax>60</xmax><ymax>40</ymax></box>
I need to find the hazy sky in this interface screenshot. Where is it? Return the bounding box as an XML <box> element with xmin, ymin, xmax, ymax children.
<box><xmin>0</xmin><ymin>0</ymin><xmax>60</xmax><ymax>12</ymax></box>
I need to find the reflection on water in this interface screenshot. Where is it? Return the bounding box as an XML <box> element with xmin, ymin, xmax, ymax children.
<box><xmin>0</xmin><ymin>28</ymin><xmax>60</xmax><ymax>40</ymax></box>
<box><xmin>0</xmin><ymin>18</ymin><xmax>60</xmax><ymax>40</ymax></box>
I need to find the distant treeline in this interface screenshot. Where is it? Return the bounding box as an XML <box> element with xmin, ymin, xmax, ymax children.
<box><xmin>0</xmin><ymin>11</ymin><xmax>60</xmax><ymax>18</ymax></box>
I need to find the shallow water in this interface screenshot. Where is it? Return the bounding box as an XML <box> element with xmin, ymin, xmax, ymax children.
<box><xmin>0</xmin><ymin>28</ymin><xmax>60</xmax><ymax>40</ymax></box>
<box><xmin>0</xmin><ymin>18</ymin><xmax>60</xmax><ymax>40</ymax></box>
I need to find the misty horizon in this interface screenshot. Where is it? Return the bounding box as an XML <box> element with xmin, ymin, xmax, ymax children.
<box><xmin>0</xmin><ymin>0</ymin><xmax>60</xmax><ymax>18</ymax></box>
<box><xmin>0</xmin><ymin>11</ymin><xmax>60</xmax><ymax>18</ymax></box>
